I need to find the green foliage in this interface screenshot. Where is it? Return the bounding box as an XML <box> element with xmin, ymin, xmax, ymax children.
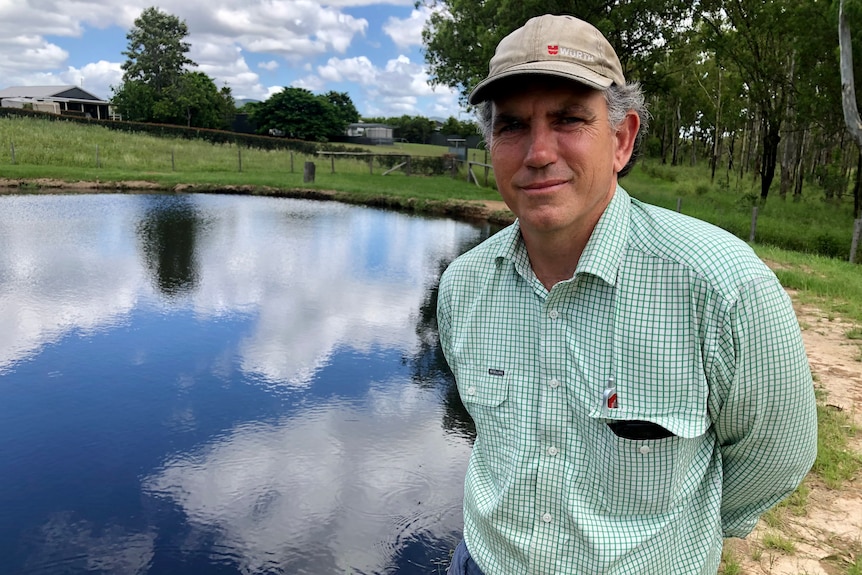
<box><xmin>363</xmin><ymin>115</ymin><xmax>439</xmax><ymax>144</ymax></box>
<box><xmin>440</xmin><ymin>116</ymin><xmax>479</xmax><ymax>138</ymax></box>
<box><xmin>323</xmin><ymin>91</ymin><xmax>360</xmax><ymax>132</ymax></box>
<box><xmin>113</xmin><ymin>6</ymin><xmax>233</xmax><ymax>130</ymax></box>
<box><xmin>121</xmin><ymin>7</ymin><xmax>194</xmax><ymax>96</ymax></box>
<box><xmin>420</xmin><ymin>0</ymin><xmax>694</xmax><ymax>102</ymax></box>
<box><xmin>250</xmin><ymin>87</ymin><xmax>358</xmax><ymax>141</ymax></box>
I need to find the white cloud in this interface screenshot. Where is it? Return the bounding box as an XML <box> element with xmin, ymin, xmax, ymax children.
<box><xmin>62</xmin><ymin>60</ymin><xmax>124</xmax><ymax>98</ymax></box>
<box><xmin>258</xmin><ymin>60</ymin><xmax>279</xmax><ymax>71</ymax></box>
<box><xmin>383</xmin><ymin>6</ymin><xmax>432</xmax><ymax>48</ymax></box>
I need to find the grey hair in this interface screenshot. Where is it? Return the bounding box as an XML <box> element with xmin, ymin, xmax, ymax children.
<box><xmin>475</xmin><ymin>81</ymin><xmax>649</xmax><ymax>178</ymax></box>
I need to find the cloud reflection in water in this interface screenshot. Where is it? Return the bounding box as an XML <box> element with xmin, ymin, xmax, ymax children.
<box><xmin>144</xmin><ymin>386</ymin><xmax>471</xmax><ymax>574</ymax></box>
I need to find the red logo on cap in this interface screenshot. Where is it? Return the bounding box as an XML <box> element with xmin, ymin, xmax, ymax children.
<box><xmin>547</xmin><ymin>45</ymin><xmax>559</xmax><ymax>55</ymax></box>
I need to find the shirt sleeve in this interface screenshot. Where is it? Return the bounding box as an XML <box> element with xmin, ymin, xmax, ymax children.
<box><xmin>436</xmin><ymin>268</ymin><xmax>454</xmax><ymax>367</ymax></box>
<box><xmin>712</xmin><ymin>275</ymin><xmax>818</xmax><ymax>538</ymax></box>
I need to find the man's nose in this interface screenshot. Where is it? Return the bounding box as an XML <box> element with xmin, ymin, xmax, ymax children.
<box><xmin>523</xmin><ymin>123</ymin><xmax>557</xmax><ymax>168</ymax></box>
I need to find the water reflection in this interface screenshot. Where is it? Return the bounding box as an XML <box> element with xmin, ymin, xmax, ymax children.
<box><xmin>143</xmin><ymin>394</ymin><xmax>470</xmax><ymax>575</ymax></box>
<box><xmin>0</xmin><ymin>192</ymin><xmax>490</xmax><ymax>575</ymax></box>
<box><xmin>138</xmin><ymin>196</ymin><xmax>202</xmax><ymax>298</ymax></box>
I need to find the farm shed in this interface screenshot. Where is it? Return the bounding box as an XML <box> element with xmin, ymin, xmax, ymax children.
<box><xmin>0</xmin><ymin>85</ymin><xmax>111</xmax><ymax>119</ymax></box>
<box><xmin>346</xmin><ymin>123</ymin><xmax>394</xmax><ymax>145</ymax></box>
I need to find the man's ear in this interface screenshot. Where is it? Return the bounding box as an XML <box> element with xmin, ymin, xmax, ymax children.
<box><xmin>613</xmin><ymin>110</ymin><xmax>640</xmax><ymax>174</ymax></box>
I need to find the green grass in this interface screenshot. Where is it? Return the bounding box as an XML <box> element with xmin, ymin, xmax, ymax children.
<box><xmin>626</xmin><ymin>159</ymin><xmax>859</xmax><ymax>259</ymax></box>
<box><xmin>811</xmin><ymin>402</ymin><xmax>862</xmax><ymax>489</ymax></box>
<box><xmin>761</xmin><ymin>532</ymin><xmax>796</xmax><ymax>554</ymax></box>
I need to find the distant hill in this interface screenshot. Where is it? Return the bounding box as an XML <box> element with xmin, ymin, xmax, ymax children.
<box><xmin>235</xmin><ymin>98</ymin><xmax>261</xmax><ymax>108</ymax></box>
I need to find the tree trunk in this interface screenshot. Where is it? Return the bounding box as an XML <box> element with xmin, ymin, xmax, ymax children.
<box><xmin>840</xmin><ymin>0</ymin><xmax>862</xmax><ymax>147</ymax></box>
<box><xmin>672</xmin><ymin>102</ymin><xmax>681</xmax><ymax>166</ymax></box>
<box><xmin>760</xmin><ymin>116</ymin><xmax>781</xmax><ymax>201</ymax></box>
<box><xmin>854</xmin><ymin>150</ymin><xmax>862</xmax><ymax>217</ymax></box>
<box><xmin>793</xmin><ymin>130</ymin><xmax>806</xmax><ymax>201</ymax></box>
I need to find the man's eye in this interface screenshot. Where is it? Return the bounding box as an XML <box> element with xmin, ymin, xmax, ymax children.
<box><xmin>496</xmin><ymin>122</ymin><xmax>523</xmax><ymax>133</ymax></box>
<box><xmin>560</xmin><ymin>116</ymin><xmax>584</xmax><ymax>125</ymax></box>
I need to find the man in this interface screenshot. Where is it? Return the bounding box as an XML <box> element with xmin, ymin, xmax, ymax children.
<box><xmin>437</xmin><ymin>14</ymin><xmax>818</xmax><ymax>575</ymax></box>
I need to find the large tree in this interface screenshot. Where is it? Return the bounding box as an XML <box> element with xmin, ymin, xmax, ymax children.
<box><xmin>250</xmin><ymin>87</ymin><xmax>354</xmax><ymax>141</ymax></box>
<box><xmin>420</xmin><ymin>0</ymin><xmax>693</xmax><ymax>102</ymax></box>
<box><xmin>112</xmin><ymin>7</ymin><xmax>234</xmax><ymax>129</ymax></box>
<box><xmin>120</xmin><ymin>7</ymin><xmax>194</xmax><ymax>97</ymax></box>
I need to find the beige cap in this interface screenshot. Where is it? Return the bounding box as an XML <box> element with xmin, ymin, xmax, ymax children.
<box><xmin>468</xmin><ymin>14</ymin><xmax>625</xmax><ymax>105</ymax></box>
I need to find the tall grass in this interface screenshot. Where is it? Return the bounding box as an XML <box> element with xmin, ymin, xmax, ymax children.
<box><xmin>626</xmin><ymin>160</ymin><xmax>859</xmax><ymax>259</ymax></box>
<box><xmin>0</xmin><ymin>116</ymin><xmax>500</xmax><ymax>203</ymax></box>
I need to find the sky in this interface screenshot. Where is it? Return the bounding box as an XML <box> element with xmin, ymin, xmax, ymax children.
<box><xmin>0</xmin><ymin>0</ymin><xmax>471</xmax><ymax>120</ymax></box>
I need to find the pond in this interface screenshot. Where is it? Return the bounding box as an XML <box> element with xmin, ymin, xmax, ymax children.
<box><xmin>0</xmin><ymin>192</ymin><xmax>493</xmax><ymax>575</ymax></box>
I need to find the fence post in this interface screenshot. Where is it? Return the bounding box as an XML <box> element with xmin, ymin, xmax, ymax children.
<box><xmin>749</xmin><ymin>206</ymin><xmax>758</xmax><ymax>243</ymax></box>
<box><xmin>406</xmin><ymin>156</ymin><xmax>411</xmax><ymax>176</ymax></box>
<box><xmin>676</xmin><ymin>197</ymin><xmax>682</xmax><ymax>212</ymax></box>
<box><xmin>850</xmin><ymin>218</ymin><xmax>862</xmax><ymax>263</ymax></box>
<box><xmin>10</xmin><ymin>141</ymin><xmax>15</xmax><ymax>164</ymax></box>
<box><xmin>96</xmin><ymin>145</ymin><xmax>101</xmax><ymax>168</ymax></box>
<box><xmin>369</xmin><ymin>155</ymin><xmax>373</xmax><ymax>175</ymax></box>
<box><xmin>238</xmin><ymin>147</ymin><xmax>242</xmax><ymax>173</ymax></box>
<box><xmin>290</xmin><ymin>151</ymin><xmax>294</xmax><ymax>173</ymax></box>
<box><xmin>331</xmin><ymin>155</ymin><xmax>335</xmax><ymax>174</ymax></box>
<box><xmin>304</xmin><ymin>161</ymin><xmax>315</xmax><ymax>183</ymax></box>
<box><xmin>171</xmin><ymin>149</ymin><xmax>175</xmax><ymax>171</ymax></box>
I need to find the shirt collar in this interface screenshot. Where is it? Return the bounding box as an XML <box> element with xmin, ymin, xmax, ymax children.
<box><xmin>575</xmin><ymin>185</ymin><xmax>630</xmax><ymax>286</ymax></box>
<box><xmin>493</xmin><ymin>185</ymin><xmax>630</xmax><ymax>287</ymax></box>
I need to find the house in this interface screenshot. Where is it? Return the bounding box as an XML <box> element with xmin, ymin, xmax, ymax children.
<box><xmin>345</xmin><ymin>122</ymin><xmax>393</xmax><ymax>145</ymax></box>
<box><xmin>0</xmin><ymin>85</ymin><xmax>111</xmax><ymax>120</ymax></box>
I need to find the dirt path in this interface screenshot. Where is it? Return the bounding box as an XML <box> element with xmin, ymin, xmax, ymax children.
<box><xmin>725</xmin><ymin>300</ymin><xmax>862</xmax><ymax>575</ymax></box>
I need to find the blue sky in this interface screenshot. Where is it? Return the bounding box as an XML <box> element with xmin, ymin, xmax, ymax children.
<box><xmin>0</xmin><ymin>0</ymin><xmax>469</xmax><ymax>120</ymax></box>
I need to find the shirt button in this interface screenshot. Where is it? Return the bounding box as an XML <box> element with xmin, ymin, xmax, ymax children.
<box><xmin>549</xmin><ymin>378</ymin><xmax>560</xmax><ymax>389</ymax></box>
<box><xmin>547</xmin><ymin>446</ymin><xmax>558</xmax><ymax>456</ymax></box>
<box><xmin>548</xmin><ymin>310</ymin><xmax>559</xmax><ymax>319</ymax></box>
<box><xmin>466</xmin><ymin>386</ymin><xmax>476</xmax><ymax>396</ymax></box>
<box><xmin>639</xmin><ymin>445</ymin><xmax>651</xmax><ymax>455</ymax></box>
<box><xmin>542</xmin><ymin>512</ymin><xmax>552</xmax><ymax>523</ymax></box>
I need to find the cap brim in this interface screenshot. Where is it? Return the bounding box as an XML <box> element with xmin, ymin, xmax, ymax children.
<box><xmin>468</xmin><ymin>62</ymin><xmax>614</xmax><ymax>105</ymax></box>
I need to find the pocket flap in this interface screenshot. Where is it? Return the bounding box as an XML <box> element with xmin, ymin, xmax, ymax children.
<box><xmin>455</xmin><ymin>364</ymin><xmax>509</xmax><ymax>407</ymax></box>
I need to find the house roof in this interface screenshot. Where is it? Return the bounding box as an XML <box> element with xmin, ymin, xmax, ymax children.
<box><xmin>0</xmin><ymin>85</ymin><xmax>108</xmax><ymax>103</ymax></box>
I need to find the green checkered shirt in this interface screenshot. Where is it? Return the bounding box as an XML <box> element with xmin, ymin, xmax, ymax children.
<box><xmin>437</xmin><ymin>186</ymin><xmax>817</xmax><ymax>575</ymax></box>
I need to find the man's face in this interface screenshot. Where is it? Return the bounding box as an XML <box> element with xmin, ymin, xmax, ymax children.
<box><xmin>489</xmin><ymin>77</ymin><xmax>634</xmax><ymax>243</ymax></box>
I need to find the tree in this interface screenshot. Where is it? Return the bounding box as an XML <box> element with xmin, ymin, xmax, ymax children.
<box><xmin>121</xmin><ymin>7</ymin><xmax>194</xmax><ymax>97</ymax></box>
<box><xmin>151</xmin><ymin>72</ymin><xmax>234</xmax><ymax>129</ymax></box>
<box><xmin>440</xmin><ymin>116</ymin><xmax>479</xmax><ymax>138</ymax></box>
<box><xmin>323</xmin><ymin>91</ymin><xmax>360</xmax><ymax>137</ymax></box>
<box><xmin>110</xmin><ymin>80</ymin><xmax>156</xmax><ymax>123</ymax></box>
<box><xmin>840</xmin><ymin>0</ymin><xmax>862</xmax><ymax>215</ymax></box>
<box><xmin>250</xmin><ymin>87</ymin><xmax>341</xmax><ymax>141</ymax></box>
<box><xmin>420</xmin><ymin>0</ymin><xmax>694</xmax><ymax>104</ymax></box>
<box><xmin>112</xmin><ymin>7</ymin><xmax>235</xmax><ymax>129</ymax></box>
<box><xmin>699</xmin><ymin>0</ymin><xmax>835</xmax><ymax>201</ymax></box>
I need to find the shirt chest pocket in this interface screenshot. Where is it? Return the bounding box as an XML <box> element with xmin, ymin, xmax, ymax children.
<box><xmin>591</xmin><ymin>423</ymin><xmax>710</xmax><ymax>516</ymax></box>
<box><xmin>455</xmin><ymin>364</ymin><xmax>520</xmax><ymax>480</ymax></box>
